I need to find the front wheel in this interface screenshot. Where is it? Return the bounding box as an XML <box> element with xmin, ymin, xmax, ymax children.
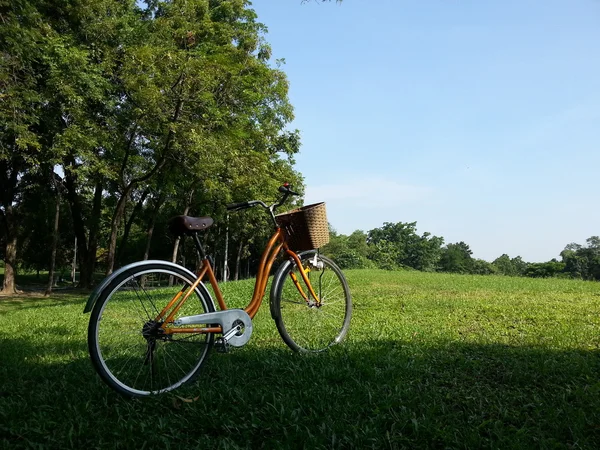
<box><xmin>88</xmin><ymin>262</ymin><xmax>215</xmax><ymax>397</ymax></box>
<box><xmin>270</xmin><ymin>251</ymin><xmax>352</xmax><ymax>352</ymax></box>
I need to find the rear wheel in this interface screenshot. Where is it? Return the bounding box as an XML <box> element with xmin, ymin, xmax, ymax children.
<box><xmin>88</xmin><ymin>263</ymin><xmax>215</xmax><ymax>397</ymax></box>
<box><xmin>271</xmin><ymin>251</ymin><xmax>352</xmax><ymax>352</ymax></box>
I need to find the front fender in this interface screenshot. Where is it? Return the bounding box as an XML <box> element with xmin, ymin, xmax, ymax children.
<box><xmin>82</xmin><ymin>260</ymin><xmax>203</xmax><ymax>313</ymax></box>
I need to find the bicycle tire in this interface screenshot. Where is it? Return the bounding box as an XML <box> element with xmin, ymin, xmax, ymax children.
<box><xmin>88</xmin><ymin>262</ymin><xmax>215</xmax><ymax>397</ymax></box>
<box><xmin>270</xmin><ymin>251</ymin><xmax>352</xmax><ymax>352</ymax></box>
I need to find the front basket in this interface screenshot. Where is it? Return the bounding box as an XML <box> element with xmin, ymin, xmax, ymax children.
<box><xmin>276</xmin><ymin>202</ymin><xmax>330</xmax><ymax>251</ymax></box>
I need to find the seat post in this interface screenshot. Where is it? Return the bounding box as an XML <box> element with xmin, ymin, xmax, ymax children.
<box><xmin>192</xmin><ymin>233</ymin><xmax>207</xmax><ymax>260</ymax></box>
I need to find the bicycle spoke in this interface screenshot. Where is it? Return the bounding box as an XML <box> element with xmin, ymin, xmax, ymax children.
<box><xmin>113</xmin><ymin>343</ymin><xmax>145</xmax><ymax>379</ymax></box>
<box><xmin>129</xmin><ymin>278</ymin><xmax>161</xmax><ymax>320</ymax></box>
<box><xmin>161</xmin><ymin>344</ymin><xmax>191</xmax><ymax>377</ymax></box>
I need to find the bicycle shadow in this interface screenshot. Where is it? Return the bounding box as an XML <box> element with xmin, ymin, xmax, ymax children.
<box><xmin>1</xmin><ymin>332</ymin><xmax>598</xmax><ymax>448</ymax></box>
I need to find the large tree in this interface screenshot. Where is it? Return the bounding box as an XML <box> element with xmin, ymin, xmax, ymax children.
<box><xmin>0</xmin><ymin>0</ymin><xmax>46</xmax><ymax>293</ymax></box>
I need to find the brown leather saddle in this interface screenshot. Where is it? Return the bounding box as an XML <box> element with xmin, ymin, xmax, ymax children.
<box><xmin>168</xmin><ymin>215</ymin><xmax>214</xmax><ymax>236</ymax></box>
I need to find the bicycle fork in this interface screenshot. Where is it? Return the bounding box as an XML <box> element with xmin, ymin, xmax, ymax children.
<box><xmin>288</xmin><ymin>253</ymin><xmax>325</xmax><ymax>307</ymax></box>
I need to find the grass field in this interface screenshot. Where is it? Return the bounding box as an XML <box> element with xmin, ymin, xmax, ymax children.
<box><xmin>1</xmin><ymin>270</ymin><xmax>599</xmax><ymax>448</ymax></box>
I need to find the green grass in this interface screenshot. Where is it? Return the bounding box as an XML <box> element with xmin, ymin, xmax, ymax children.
<box><xmin>1</xmin><ymin>270</ymin><xmax>599</xmax><ymax>448</ymax></box>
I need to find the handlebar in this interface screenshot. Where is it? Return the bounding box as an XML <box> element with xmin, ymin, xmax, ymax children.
<box><xmin>226</xmin><ymin>201</ymin><xmax>253</xmax><ymax>212</ymax></box>
<box><xmin>226</xmin><ymin>184</ymin><xmax>300</xmax><ymax>216</ymax></box>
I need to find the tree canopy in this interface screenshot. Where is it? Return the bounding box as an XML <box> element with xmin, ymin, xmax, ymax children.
<box><xmin>0</xmin><ymin>0</ymin><xmax>302</xmax><ymax>292</ymax></box>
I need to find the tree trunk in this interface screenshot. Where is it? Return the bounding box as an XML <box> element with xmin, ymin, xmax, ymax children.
<box><xmin>143</xmin><ymin>220</ymin><xmax>156</xmax><ymax>262</ymax></box>
<box><xmin>106</xmin><ymin>184</ymin><xmax>134</xmax><ymax>275</ymax></box>
<box><xmin>223</xmin><ymin>218</ymin><xmax>229</xmax><ymax>282</ymax></box>
<box><xmin>2</xmin><ymin>229</ymin><xmax>18</xmax><ymax>294</ymax></box>
<box><xmin>64</xmin><ymin>168</ymin><xmax>89</xmax><ymax>288</ymax></box>
<box><xmin>0</xmin><ymin>159</ymin><xmax>20</xmax><ymax>295</ymax></box>
<box><xmin>171</xmin><ymin>191</ymin><xmax>194</xmax><ymax>264</ymax></box>
<box><xmin>117</xmin><ymin>188</ymin><xmax>149</xmax><ymax>267</ymax></box>
<box><xmin>45</xmin><ymin>176</ymin><xmax>61</xmax><ymax>296</ymax></box>
<box><xmin>66</xmin><ymin>178</ymin><xmax>102</xmax><ymax>290</ymax></box>
<box><xmin>83</xmin><ymin>181</ymin><xmax>103</xmax><ymax>288</ymax></box>
<box><xmin>143</xmin><ymin>193</ymin><xmax>165</xmax><ymax>261</ymax></box>
<box><xmin>170</xmin><ymin>217</ymin><xmax>190</xmax><ymax>264</ymax></box>
<box><xmin>113</xmin><ymin>98</ymin><xmax>183</xmax><ymax>272</ymax></box>
<box><xmin>234</xmin><ymin>240</ymin><xmax>244</xmax><ymax>281</ymax></box>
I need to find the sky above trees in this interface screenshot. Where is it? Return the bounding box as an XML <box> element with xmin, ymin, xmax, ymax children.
<box><xmin>250</xmin><ymin>0</ymin><xmax>600</xmax><ymax>262</ymax></box>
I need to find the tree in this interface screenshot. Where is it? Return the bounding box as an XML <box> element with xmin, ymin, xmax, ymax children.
<box><xmin>561</xmin><ymin>237</ymin><xmax>600</xmax><ymax>280</ymax></box>
<box><xmin>510</xmin><ymin>256</ymin><xmax>528</xmax><ymax>276</ymax></box>
<box><xmin>524</xmin><ymin>260</ymin><xmax>565</xmax><ymax>278</ymax></box>
<box><xmin>0</xmin><ymin>0</ymin><xmax>133</xmax><ymax>288</ymax></box>
<box><xmin>0</xmin><ymin>0</ymin><xmax>47</xmax><ymax>293</ymax></box>
<box><xmin>0</xmin><ymin>157</ymin><xmax>24</xmax><ymax>294</ymax></box>
<box><xmin>438</xmin><ymin>242</ymin><xmax>473</xmax><ymax>274</ymax></box>
<box><xmin>491</xmin><ymin>254</ymin><xmax>528</xmax><ymax>276</ymax></box>
<box><xmin>347</xmin><ymin>230</ymin><xmax>370</xmax><ymax>259</ymax></box>
<box><xmin>367</xmin><ymin>221</ymin><xmax>443</xmax><ymax>271</ymax></box>
<box><xmin>411</xmin><ymin>232</ymin><xmax>444</xmax><ymax>272</ymax></box>
<box><xmin>321</xmin><ymin>228</ymin><xmax>372</xmax><ymax>270</ymax></box>
<box><xmin>471</xmin><ymin>259</ymin><xmax>497</xmax><ymax>275</ymax></box>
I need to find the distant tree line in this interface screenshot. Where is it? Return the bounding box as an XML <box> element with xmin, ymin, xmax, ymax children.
<box><xmin>321</xmin><ymin>222</ymin><xmax>600</xmax><ymax>281</ymax></box>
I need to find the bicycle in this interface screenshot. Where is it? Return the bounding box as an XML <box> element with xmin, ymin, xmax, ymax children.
<box><xmin>83</xmin><ymin>184</ymin><xmax>352</xmax><ymax>397</ymax></box>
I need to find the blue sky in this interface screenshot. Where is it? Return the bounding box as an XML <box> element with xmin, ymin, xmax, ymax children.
<box><xmin>249</xmin><ymin>0</ymin><xmax>600</xmax><ymax>262</ymax></box>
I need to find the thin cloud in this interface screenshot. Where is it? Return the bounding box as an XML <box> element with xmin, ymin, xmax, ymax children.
<box><xmin>305</xmin><ymin>177</ymin><xmax>433</xmax><ymax>208</ymax></box>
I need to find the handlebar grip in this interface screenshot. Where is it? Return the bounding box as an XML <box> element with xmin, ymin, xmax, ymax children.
<box><xmin>227</xmin><ymin>201</ymin><xmax>251</xmax><ymax>212</ymax></box>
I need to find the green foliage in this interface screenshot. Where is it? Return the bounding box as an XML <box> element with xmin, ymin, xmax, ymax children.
<box><xmin>561</xmin><ymin>237</ymin><xmax>600</xmax><ymax>281</ymax></box>
<box><xmin>492</xmin><ymin>254</ymin><xmax>528</xmax><ymax>276</ymax></box>
<box><xmin>367</xmin><ymin>222</ymin><xmax>444</xmax><ymax>271</ymax></box>
<box><xmin>321</xmin><ymin>225</ymin><xmax>600</xmax><ymax>283</ymax></box>
<box><xmin>470</xmin><ymin>258</ymin><xmax>497</xmax><ymax>275</ymax></box>
<box><xmin>367</xmin><ymin>240</ymin><xmax>398</xmax><ymax>270</ymax></box>
<box><xmin>321</xmin><ymin>228</ymin><xmax>372</xmax><ymax>269</ymax></box>
<box><xmin>438</xmin><ymin>241</ymin><xmax>473</xmax><ymax>273</ymax></box>
<box><xmin>524</xmin><ymin>260</ymin><xmax>566</xmax><ymax>278</ymax></box>
<box><xmin>0</xmin><ymin>0</ymin><xmax>303</xmax><ymax>284</ymax></box>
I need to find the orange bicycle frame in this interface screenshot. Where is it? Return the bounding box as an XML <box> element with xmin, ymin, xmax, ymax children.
<box><xmin>158</xmin><ymin>228</ymin><xmax>320</xmax><ymax>335</ymax></box>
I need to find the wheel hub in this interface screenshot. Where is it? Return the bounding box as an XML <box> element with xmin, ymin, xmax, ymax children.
<box><xmin>141</xmin><ymin>320</ymin><xmax>165</xmax><ymax>340</ymax></box>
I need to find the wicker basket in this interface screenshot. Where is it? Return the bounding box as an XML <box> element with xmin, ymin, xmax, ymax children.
<box><xmin>276</xmin><ymin>202</ymin><xmax>330</xmax><ymax>251</ymax></box>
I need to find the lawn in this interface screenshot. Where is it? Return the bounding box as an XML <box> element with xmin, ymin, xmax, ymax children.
<box><xmin>1</xmin><ymin>270</ymin><xmax>599</xmax><ymax>448</ymax></box>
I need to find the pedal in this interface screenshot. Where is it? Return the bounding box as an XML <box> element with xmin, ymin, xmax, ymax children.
<box><xmin>215</xmin><ymin>323</ymin><xmax>242</xmax><ymax>354</ymax></box>
<box><xmin>214</xmin><ymin>337</ymin><xmax>230</xmax><ymax>353</ymax></box>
